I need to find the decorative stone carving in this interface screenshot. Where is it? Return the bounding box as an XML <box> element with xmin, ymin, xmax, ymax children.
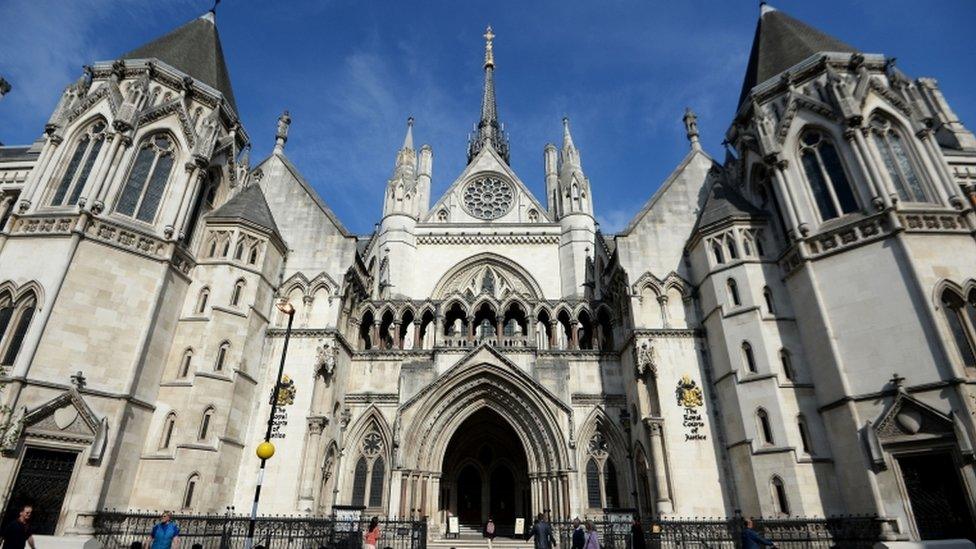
<box><xmin>462</xmin><ymin>175</ymin><xmax>515</xmax><ymax>220</ymax></box>
<box><xmin>316</xmin><ymin>339</ymin><xmax>337</xmax><ymax>381</ymax></box>
<box><xmin>635</xmin><ymin>338</ymin><xmax>656</xmax><ymax>378</ymax></box>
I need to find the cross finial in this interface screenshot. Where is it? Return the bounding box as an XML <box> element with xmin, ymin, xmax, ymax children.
<box><xmin>70</xmin><ymin>371</ymin><xmax>87</xmax><ymax>389</ymax></box>
<box><xmin>890</xmin><ymin>372</ymin><xmax>906</xmax><ymax>388</ymax></box>
<box><xmin>483</xmin><ymin>26</ymin><xmax>495</xmax><ymax>68</ymax></box>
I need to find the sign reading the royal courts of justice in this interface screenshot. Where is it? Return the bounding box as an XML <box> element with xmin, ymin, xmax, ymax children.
<box><xmin>676</xmin><ymin>375</ymin><xmax>707</xmax><ymax>441</ymax></box>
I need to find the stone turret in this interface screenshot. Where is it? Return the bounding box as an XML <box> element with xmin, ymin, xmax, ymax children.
<box><xmin>555</xmin><ymin>118</ymin><xmax>596</xmax><ymax>297</ymax></box>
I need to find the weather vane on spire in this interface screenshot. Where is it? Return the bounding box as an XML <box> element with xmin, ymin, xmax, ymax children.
<box><xmin>484</xmin><ymin>26</ymin><xmax>495</xmax><ymax>68</ymax></box>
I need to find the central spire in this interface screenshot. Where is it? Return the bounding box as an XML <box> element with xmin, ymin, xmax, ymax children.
<box><xmin>467</xmin><ymin>26</ymin><xmax>510</xmax><ymax>165</ymax></box>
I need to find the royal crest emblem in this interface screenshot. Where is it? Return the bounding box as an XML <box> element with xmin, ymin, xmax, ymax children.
<box><xmin>676</xmin><ymin>375</ymin><xmax>703</xmax><ymax>408</ymax></box>
<box><xmin>272</xmin><ymin>374</ymin><xmax>296</xmax><ymax>406</ymax></box>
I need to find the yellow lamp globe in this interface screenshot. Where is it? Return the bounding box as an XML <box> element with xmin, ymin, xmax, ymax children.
<box><xmin>256</xmin><ymin>441</ymin><xmax>276</xmax><ymax>460</ymax></box>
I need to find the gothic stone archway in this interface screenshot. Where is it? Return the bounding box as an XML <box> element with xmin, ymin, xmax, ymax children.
<box><xmin>393</xmin><ymin>346</ymin><xmax>572</xmax><ymax>528</ymax></box>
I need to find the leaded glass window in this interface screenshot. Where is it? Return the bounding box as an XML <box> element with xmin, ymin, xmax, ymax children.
<box><xmin>799</xmin><ymin>130</ymin><xmax>858</xmax><ymax>221</ymax></box>
<box><xmin>116</xmin><ymin>134</ymin><xmax>176</xmax><ymax>223</ymax></box>
<box><xmin>351</xmin><ymin>425</ymin><xmax>386</xmax><ymax>507</ymax></box>
<box><xmin>351</xmin><ymin>457</ymin><xmax>368</xmax><ymax>506</ymax></box>
<box><xmin>942</xmin><ymin>289</ymin><xmax>976</xmax><ymax>367</ymax></box>
<box><xmin>51</xmin><ymin>121</ymin><xmax>106</xmax><ymax>206</ymax></box>
<box><xmin>1</xmin><ymin>295</ymin><xmax>35</xmax><ymax>366</ymax></box>
<box><xmin>586</xmin><ymin>459</ymin><xmax>601</xmax><ymax>508</ymax></box>
<box><xmin>869</xmin><ymin>116</ymin><xmax>929</xmax><ymax>203</ymax></box>
<box><xmin>462</xmin><ymin>176</ymin><xmax>515</xmax><ymax>220</ymax></box>
<box><xmin>584</xmin><ymin>428</ymin><xmax>619</xmax><ymax>510</ymax></box>
<box><xmin>368</xmin><ymin>457</ymin><xmax>385</xmax><ymax>507</ymax></box>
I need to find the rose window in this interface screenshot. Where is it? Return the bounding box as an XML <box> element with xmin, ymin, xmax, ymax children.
<box><xmin>462</xmin><ymin>176</ymin><xmax>515</xmax><ymax>220</ymax></box>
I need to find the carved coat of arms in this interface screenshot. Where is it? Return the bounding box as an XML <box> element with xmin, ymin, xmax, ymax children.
<box><xmin>272</xmin><ymin>374</ymin><xmax>296</xmax><ymax>406</ymax></box>
<box><xmin>676</xmin><ymin>375</ymin><xmax>703</xmax><ymax>408</ymax></box>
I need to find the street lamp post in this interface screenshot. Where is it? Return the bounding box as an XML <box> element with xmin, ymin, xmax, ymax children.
<box><xmin>245</xmin><ymin>299</ymin><xmax>296</xmax><ymax>549</ymax></box>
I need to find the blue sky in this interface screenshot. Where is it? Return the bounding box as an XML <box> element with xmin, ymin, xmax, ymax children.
<box><xmin>1</xmin><ymin>0</ymin><xmax>974</xmax><ymax>234</ymax></box>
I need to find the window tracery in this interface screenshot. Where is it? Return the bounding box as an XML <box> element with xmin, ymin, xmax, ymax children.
<box><xmin>799</xmin><ymin>129</ymin><xmax>858</xmax><ymax>221</ymax></box>
<box><xmin>51</xmin><ymin>120</ymin><xmax>106</xmax><ymax>206</ymax></box>
<box><xmin>462</xmin><ymin>175</ymin><xmax>515</xmax><ymax>220</ymax></box>
<box><xmin>116</xmin><ymin>134</ymin><xmax>176</xmax><ymax>223</ymax></box>
<box><xmin>351</xmin><ymin>424</ymin><xmax>386</xmax><ymax>508</ymax></box>
<box><xmin>584</xmin><ymin>427</ymin><xmax>619</xmax><ymax>509</ymax></box>
<box><xmin>869</xmin><ymin>116</ymin><xmax>929</xmax><ymax>203</ymax></box>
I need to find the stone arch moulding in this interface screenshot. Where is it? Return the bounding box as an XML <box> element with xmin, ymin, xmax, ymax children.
<box><xmin>431</xmin><ymin>252</ymin><xmax>544</xmax><ymax>301</ymax></box>
<box><xmin>396</xmin><ymin>345</ymin><xmax>571</xmax><ymax>475</ymax></box>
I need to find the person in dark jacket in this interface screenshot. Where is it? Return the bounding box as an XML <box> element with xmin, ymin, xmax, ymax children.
<box><xmin>1</xmin><ymin>505</ymin><xmax>36</xmax><ymax>549</ymax></box>
<box><xmin>571</xmin><ymin>518</ymin><xmax>585</xmax><ymax>549</ymax></box>
<box><xmin>528</xmin><ymin>513</ymin><xmax>557</xmax><ymax>549</ymax></box>
<box><xmin>631</xmin><ymin>516</ymin><xmax>646</xmax><ymax>549</ymax></box>
<box><xmin>741</xmin><ymin>519</ymin><xmax>776</xmax><ymax>549</ymax></box>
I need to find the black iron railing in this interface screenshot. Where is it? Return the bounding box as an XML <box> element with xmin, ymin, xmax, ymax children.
<box><xmin>547</xmin><ymin>513</ymin><xmax>885</xmax><ymax>549</ymax></box>
<box><xmin>92</xmin><ymin>511</ymin><xmax>427</xmax><ymax>549</ymax></box>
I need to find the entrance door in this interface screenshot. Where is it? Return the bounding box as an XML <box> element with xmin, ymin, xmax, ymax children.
<box><xmin>490</xmin><ymin>465</ymin><xmax>516</xmax><ymax>523</ymax></box>
<box><xmin>457</xmin><ymin>465</ymin><xmax>482</xmax><ymax>524</ymax></box>
<box><xmin>898</xmin><ymin>453</ymin><xmax>976</xmax><ymax>540</ymax></box>
<box><xmin>2</xmin><ymin>448</ymin><xmax>78</xmax><ymax>535</ymax></box>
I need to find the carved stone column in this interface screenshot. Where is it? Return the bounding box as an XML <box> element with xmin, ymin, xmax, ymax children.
<box><xmin>299</xmin><ymin>417</ymin><xmax>328</xmax><ymax>501</ymax></box>
<box><xmin>372</xmin><ymin>321</ymin><xmax>381</xmax><ymax>348</ymax></box>
<box><xmin>643</xmin><ymin>418</ymin><xmax>673</xmax><ymax>514</ymax></box>
<box><xmin>467</xmin><ymin>315</ymin><xmax>475</xmax><ymax>343</ymax></box>
<box><xmin>393</xmin><ymin>321</ymin><xmax>401</xmax><ymax>349</ymax></box>
<box><xmin>548</xmin><ymin>321</ymin><xmax>556</xmax><ymax>349</ymax></box>
<box><xmin>570</xmin><ymin>320</ymin><xmax>579</xmax><ymax>350</ymax></box>
<box><xmin>434</xmin><ymin>314</ymin><xmax>444</xmax><ymax>348</ymax></box>
<box><xmin>657</xmin><ymin>295</ymin><xmax>670</xmax><ymax>328</ymax></box>
<box><xmin>413</xmin><ymin>320</ymin><xmax>421</xmax><ymax>349</ymax></box>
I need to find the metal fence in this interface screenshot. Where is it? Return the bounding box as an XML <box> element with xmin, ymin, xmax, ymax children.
<box><xmin>92</xmin><ymin>511</ymin><xmax>427</xmax><ymax>549</ymax></box>
<box><xmin>548</xmin><ymin>514</ymin><xmax>884</xmax><ymax>549</ymax></box>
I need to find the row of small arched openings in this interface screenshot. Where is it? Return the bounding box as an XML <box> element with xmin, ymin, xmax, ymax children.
<box><xmin>357</xmin><ymin>300</ymin><xmax>615</xmax><ymax>351</ymax></box>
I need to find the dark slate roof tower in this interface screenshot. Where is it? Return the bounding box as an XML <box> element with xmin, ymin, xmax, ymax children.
<box><xmin>738</xmin><ymin>3</ymin><xmax>858</xmax><ymax>107</ymax></box>
<box><xmin>123</xmin><ymin>12</ymin><xmax>237</xmax><ymax>111</ymax></box>
<box><xmin>467</xmin><ymin>26</ymin><xmax>510</xmax><ymax>164</ymax></box>
<box><xmin>208</xmin><ymin>184</ymin><xmax>282</xmax><ymax>238</ymax></box>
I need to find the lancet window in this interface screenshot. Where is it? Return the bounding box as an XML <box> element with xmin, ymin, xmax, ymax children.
<box><xmin>51</xmin><ymin>120</ymin><xmax>106</xmax><ymax>206</ymax></box>
<box><xmin>351</xmin><ymin>426</ymin><xmax>386</xmax><ymax>508</ymax></box>
<box><xmin>584</xmin><ymin>428</ymin><xmax>620</xmax><ymax>510</ymax></box>
<box><xmin>798</xmin><ymin>129</ymin><xmax>858</xmax><ymax>221</ymax></box>
<box><xmin>116</xmin><ymin>133</ymin><xmax>176</xmax><ymax>223</ymax></box>
<box><xmin>0</xmin><ymin>290</ymin><xmax>37</xmax><ymax>366</ymax></box>
<box><xmin>869</xmin><ymin>115</ymin><xmax>929</xmax><ymax>203</ymax></box>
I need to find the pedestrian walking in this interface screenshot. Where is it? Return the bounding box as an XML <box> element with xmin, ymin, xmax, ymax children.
<box><xmin>1</xmin><ymin>505</ymin><xmax>36</xmax><ymax>549</ymax></box>
<box><xmin>631</xmin><ymin>516</ymin><xmax>645</xmax><ymax>549</ymax></box>
<box><xmin>364</xmin><ymin>517</ymin><xmax>382</xmax><ymax>549</ymax></box>
<box><xmin>583</xmin><ymin>521</ymin><xmax>600</xmax><ymax>549</ymax></box>
<box><xmin>484</xmin><ymin>516</ymin><xmax>496</xmax><ymax>549</ymax></box>
<box><xmin>741</xmin><ymin>518</ymin><xmax>777</xmax><ymax>549</ymax></box>
<box><xmin>527</xmin><ymin>513</ymin><xmax>557</xmax><ymax>549</ymax></box>
<box><xmin>571</xmin><ymin>518</ymin><xmax>585</xmax><ymax>549</ymax></box>
<box><xmin>148</xmin><ymin>511</ymin><xmax>180</xmax><ymax>549</ymax></box>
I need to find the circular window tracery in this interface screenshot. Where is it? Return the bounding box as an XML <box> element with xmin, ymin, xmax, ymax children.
<box><xmin>462</xmin><ymin>176</ymin><xmax>515</xmax><ymax>220</ymax></box>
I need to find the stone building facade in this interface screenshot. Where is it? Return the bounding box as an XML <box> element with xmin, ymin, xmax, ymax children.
<box><xmin>0</xmin><ymin>4</ymin><xmax>974</xmax><ymax>542</ymax></box>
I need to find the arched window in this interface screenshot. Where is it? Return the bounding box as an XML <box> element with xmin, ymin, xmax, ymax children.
<box><xmin>584</xmin><ymin>428</ymin><xmax>618</xmax><ymax>509</ymax></box>
<box><xmin>0</xmin><ymin>295</ymin><xmax>13</xmax><ymax>344</ymax></box>
<box><xmin>351</xmin><ymin>456</ymin><xmax>368</xmax><ymax>506</ymax></box>
<box><xmin>763</xmin><ymin>287</ymin><xmax>775</xmax><ymax>314</ymax></box>
<box><xmin>234</xmin><ymin>241</ymin><xmax>245</xmax><ymax>260</ymax></box>
<box><xmin>215</xmin><ymin>342</ymin><xmax>229</xmax><ymax>371</ymax></box>
<box><xmin>603</xmin><ymin>459</ymin><xmax>619</xmax><ymax>508</ymax></box>
<box><xmin>179</xmin><ymin>348</ymin><xmax>193</xmax><ymax>378</ymax></box>
<box><xmin>198</xmin><ymin>407</ymin><xmax>214</xmax><ymax>440</ymax></box>
<box><xmin>712</xmin><ymin>241</ymin><xmax>725</xmax><ymax>264</ymax></box>
<box><xmin>196</xmin><ymin>287</ymin><xmax>210</xmax><ymax>314</ymax></box>
<box><xmin>51</xmin><ymin>121</ymin><xmax>106</xmax><ymax>206</ymax></box>
<box><xmin>585</xmin><ymin>459</ymin><xmax>601</xmax><ymax>508</ymax></box>
<box><xmin>116</xmin><ymin>134</ymin><xmax>176</xmax><ymax>223</ymax></box>
<box><xmin>183</xmin><ymin>474</ymin><xmax>199</xmax><ymax>509</ymax></box>
<box><xmin>869</xmin><ymin>116</ymin><xmax>929</xmax><ymax>203</ymax></box>
<box><xmin>797</xmin><ymin>415</ymin><xmax>812</xmax><ymax>454</ymax></box>
<box><xmin>160</xmin><ymin>412</ymin><xmax>177</xmax><ymax>450</ymax></box>
<box><xmin>727</xmin><ymin>278</ymin><xmax>740</xmax><ymax>307</ymax></box>
<box><xmin>743</xmin><ymin>342</ymin><xmax>757</xmax><ymax>373</ymax></box>
<box><xmin>780</xmin><ymin>349</ymin><xmax>794</xmax><ymax>381</ymax></box>
<box><xmin>248</xmin><ymin>246</ymin><xmax>259</xmax><ymax>265</ymax></box>
<box><xmin>757</xmin><ymin>409</ymin><xmax>774</xmax><ymax>445</ymax></box>
<box><xmin>207</xmin><ymin>236</ymin><xmax>218</xmax><ymax>258</ymax></box>
<box><xmin>771</xmin><ymin>476</ymin><xmax>790</xmax><ymax>515</ymax></box>
<box><xmin>799</xmin><ymin>129</ymin><xmax>858</xmax><ymax>221</ymax></box>
<box><xmin>941</xmin><ymin>289</ymin><xmax>976</xmax><ymax>367</ymax></box>
<box><xmin>726</xmin><ymin>236</ymin><xmax>738</xmax><ymax>260</ymax></box>
<box><xmin>742</xmin><ymin>235</ymin><xmax>753</xmax><ymax>256</ymax></box>
<box><xmin>1</xmin><ymin>293</ymin><xmax>37</xmax><ymax>366</ymax></box>
<box><xmin>351</xmin><ymin>425</ymin><xmax>386</xmax><ymax>508</ymax></box>
<box><xmin>755</xmin><ymin>234</ymin><xmax>765</xmax><ymax>256</ymax></box>
<box><xmin>231</xmin><ymin>279</ymin><xmax>245</xmax><ymax>307</ymax></box>
<box><xmin>368</xmin><ymin>457</ymin><xmax>385</xmax><ymax>507</ymax></box>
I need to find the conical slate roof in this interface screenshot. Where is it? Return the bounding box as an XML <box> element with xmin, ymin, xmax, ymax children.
<box><xmin>693</xmin><ymin>179</ymin><xmax>763</xmax><ymax>233</ymax></box>
<box><xmin>209</xmin><ymin>184</ymin><xmax>281</xmax><ymax>237</ymax></box>
<box><xmin>738</xmin><ymin>4</ymin><xmax>857</xmax><ymax>107</ymax></box>
<box><xmin>123</xmin><ymin>12</ymin><xmax>237</xmax><ymax>110</ymax></box>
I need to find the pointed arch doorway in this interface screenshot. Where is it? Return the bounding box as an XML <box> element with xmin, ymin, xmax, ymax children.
<box><xmin>440</xmin><ymin>408</ymin><xmax>529</xmax><ymax>534</ymax></box>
